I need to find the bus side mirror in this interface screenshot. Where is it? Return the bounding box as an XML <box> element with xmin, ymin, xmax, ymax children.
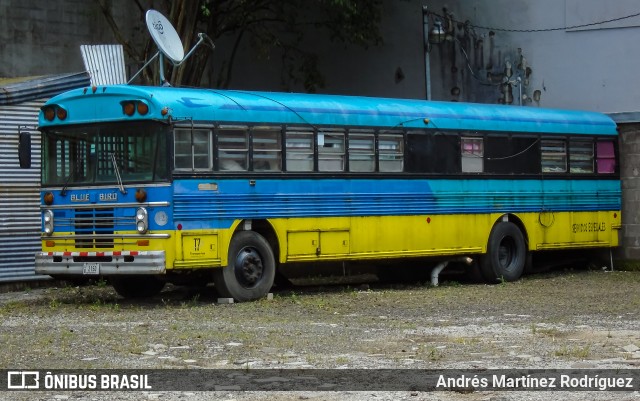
<box><xmin>18</xmin><ymin>131</ymin><xmax>32</xmax><ymax>168</ymax></box>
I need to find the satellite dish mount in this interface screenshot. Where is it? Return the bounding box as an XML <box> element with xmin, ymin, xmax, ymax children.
<box><xmin>128</xmin><ymin>9</ymin><xmax>214</xmax><ymax>85</ymax></box>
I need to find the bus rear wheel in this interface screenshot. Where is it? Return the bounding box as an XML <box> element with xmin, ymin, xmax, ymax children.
<box><xmin>213</xmin><ymin>231</ymin><xmax>275</xmax><ymax>302</ymax></box>
<box><xmin>480</xmin><ymin>222</ymin><xmax>527</xmax><ymax>283</ymax></box>
<box><xmin>111</xmin><ymin>276</ymin><xmax>165</xmax><ymax>298</ymax></box>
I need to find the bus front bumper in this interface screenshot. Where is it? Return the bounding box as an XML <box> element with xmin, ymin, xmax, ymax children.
<box><xmin>35</xmin><ymin>251</ymin><xmax>166</xmax><ymax>275</ymax></box>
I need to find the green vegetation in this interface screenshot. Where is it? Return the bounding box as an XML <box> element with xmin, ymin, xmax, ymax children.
<box><xmin>0</xmin><ymin>269</ymin><xmax>637</xmax><ymax>369</ymax></box>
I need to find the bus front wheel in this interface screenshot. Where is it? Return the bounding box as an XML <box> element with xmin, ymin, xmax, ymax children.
<box><xmin>213</xmin><ymin>231</ymin><xmax>275</xmax><ymax>302</ymax></box>
<box><xmin>480</xmin><ymin>222</ymin><xmax>527</xmax><ymax>283</ymax></box>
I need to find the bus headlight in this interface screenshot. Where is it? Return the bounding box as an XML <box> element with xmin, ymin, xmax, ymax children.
<box><xmin>43</xmin><ymin>210</ymin><xmax>54</xmax><ymax>236</ymax></box>
<box><xmin>135</xmin><ymin>207</ymin><xmax>148</xmax><ymax>234</ymax></box>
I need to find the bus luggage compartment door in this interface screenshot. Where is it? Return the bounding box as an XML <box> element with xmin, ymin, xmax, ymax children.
<box><xmin>287</xmin><ymin>230</ymin><xmax>350</xmax><ymax>259</ymax></box>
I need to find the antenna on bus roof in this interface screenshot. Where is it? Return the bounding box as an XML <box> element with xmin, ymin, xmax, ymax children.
<box><xmin>128</xmin><ymin>9</ymin><xmax>215</xmax><ymax>86</ymax></box>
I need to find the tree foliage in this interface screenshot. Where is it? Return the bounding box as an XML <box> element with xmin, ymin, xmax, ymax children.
<box><xmin>96</xmin><ymin>0</ymin><xmax>382</xmax><ymax>91</ymax></box>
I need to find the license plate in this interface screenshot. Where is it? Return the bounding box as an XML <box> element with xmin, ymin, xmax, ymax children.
<box><xmin>82</xmin><ymin>262</ymin><xmax>100</xmax><ymax>275</ymax></box>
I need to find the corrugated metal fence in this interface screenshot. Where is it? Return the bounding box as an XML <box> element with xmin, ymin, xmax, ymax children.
<box><xmin>0</xmin><ymin>72</ymin><xmax>90</xmax><ymax>283</ymax></box>
<box><xmin>0</xmin><ymin>100</ymin><xmax>44</xmax><ymax>282</ymax></box>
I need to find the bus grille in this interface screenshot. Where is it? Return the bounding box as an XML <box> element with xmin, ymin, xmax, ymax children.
<box><xmin>74</xmin><ymin>208</ymin><xmax>115</xmax><ymax>248</ymax></box>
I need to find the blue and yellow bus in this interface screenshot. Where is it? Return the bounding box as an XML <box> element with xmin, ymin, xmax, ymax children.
<box><xmin>29</xmin><ymin>85</ymin><xmax>621</xmax><ymax>301</ymax></box>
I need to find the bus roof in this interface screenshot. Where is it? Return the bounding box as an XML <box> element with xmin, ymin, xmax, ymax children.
<box><xmin>40</xmin><ymin>85</ymin><xmax>617</xmax><ymax>136</ymax></box>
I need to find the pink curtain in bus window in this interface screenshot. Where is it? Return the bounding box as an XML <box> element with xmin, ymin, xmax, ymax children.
<box><xmin>596</xmin><ymin>141</ymin><xmax>616</xmax><ymax>173</ymax></box>
<box><xmin>463</xmin><ymin>142</ymin><xmax>474</xmax><ymax>152</ymax></box>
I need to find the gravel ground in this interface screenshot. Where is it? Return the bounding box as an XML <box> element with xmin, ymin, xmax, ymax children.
<box><xmin>0</xmin><ymin>265</ymin><xmax>639</xmax><ymax>401</ymax></box>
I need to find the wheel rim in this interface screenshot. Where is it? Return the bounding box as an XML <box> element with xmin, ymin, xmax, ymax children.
<box><xmin>234</xmin><ymin>246</ymin><xmax>264</xmax><ymax>288</ymax></box>
<box><xmin>498</xmin><ymin>236</ymin><xmax>516</xmax><ymax>271</ymax></box>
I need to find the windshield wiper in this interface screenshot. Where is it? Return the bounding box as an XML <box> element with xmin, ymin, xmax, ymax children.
<box><xmin>60</xmin><ymin>172</ymin><xmax>74</xmax><ymax>197</ymax></box>
<box><xmin>111</xmin><ymin>152</ymin><xmax>127</xmax><ymax>195</ymax></box>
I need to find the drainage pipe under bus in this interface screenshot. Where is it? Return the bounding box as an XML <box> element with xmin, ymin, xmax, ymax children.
<box><xmin>431</xmin><ymin>257</ymin><xmax>474</xmax><ymax>286</ymax></box>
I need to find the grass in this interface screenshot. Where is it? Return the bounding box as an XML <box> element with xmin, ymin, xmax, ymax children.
<box><xmin>531</xmin><ymin>324</ymin><xmax>563</xmax><ymax>338</ymax></box>
<box><xmin>0</xmin><ymin>268</ymin><xmax>637</xmax><ymax>369</ymax></box>
<box><xmin>554</xmin><ymin>345</ymin><xmax>592</xmax><ymax>359</ymax></box>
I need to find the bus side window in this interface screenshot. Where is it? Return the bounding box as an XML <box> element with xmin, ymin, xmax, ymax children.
<box><xmin>461</xmin><ymin>137</ymin><xmax>483</xmax><ymax>173</ymax></box>
<box><xmin>541</xmin><ymin>139</ymin><xmax>567</xmax><ymax>173</ymax></box>
<box><xmin>596</xmin><ymin>141</ymin><xmax>616</xmax><ymax>174</ymax></box>
<box><xmin>318</xmin><ymin>129</ymin><xmax>345</xmax><ymax>172</ymax></box>
<box><xmin>569</xmin><ymin>139</ymin><xmax>594</xmax><ymax>173</ymax></box>
<box><xmin>174</xmin><ymin>129</ymin><xmax>212</xmax><ymax>170</ymax></box>
<box><xmin>174</xmin><ymin>129</ymin><xmax>192</xmax><ymax>169</ymax></box>
<box><xmin>485</xmin><ymin>136</ymin><xmax>539</xmax><ymax>174</ymax></box>
<box><xmin>348</xmin><ymin>130</ymin><xmax>375</xmax><ymax>172</ymax></box>
<box><xmin>252</xmin><ymin>127</ymin><xmax>282</xmax><ymax>171</ymax></box>
<box><xmin>379</xmin><ymin>133</ymin><xmax>404</xmax><ymax>172</ymax></box>
<box><xmin>286</xmin><ymin>128</ymin><xmax>314</xmax><ymax>171</ymax></box>
<box><xmin>218</xmin><ymin>127</ymin><xmax>248</xmax><ymax>171</ymax></box>
<box><xmin>406</xmin><ymin>131</ymin><xmax>460</xmax><ymax>174</ymax></box>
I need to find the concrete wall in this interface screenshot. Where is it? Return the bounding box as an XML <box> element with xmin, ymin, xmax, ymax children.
<box><xmin>617</xmin><ymin>122</ymin><xmax>640</xmax><ymax>260</ymax></box>
<box><xmin>0</xmin><ymin>0</ymin><xmax>141</xmax><ymax>77</ymax></box>
<box><xmin>210</xmin><ymin>1</ymin><xmax>429</xmax><ymax>99</ymax></box>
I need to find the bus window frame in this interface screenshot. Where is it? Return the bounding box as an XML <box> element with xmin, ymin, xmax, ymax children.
<box><xmin>569</xmin><ymin>137</ymin><xmax>595</xmax><ymax>174</ymax></box>
<box><xmin>596</xmin><ymin>139</ymin><xmax>617</xmax><ymax>174</ymax></box>
<box><xmin>461</xmin><ymin>135</ymin><xmax>484</xmax><ymax>173</ymax></box>
<box><xmin>169</xmin><ymin>122</ymin><xmax>619</xmax><ymax>179</ymax></box>
<box><xmin>378</xmin><ymin>130</ymin><xmax>404</xmax><ymax>173</ymax></box>
<box><xmin>173</xmin><ymin>127</ymin><xmax>214</xmax><ymax>172</ymax></box>
<box><xmin>251</xmin><ymin>126</ymin><xmax>283</xmax><ymax>172</ymax></box>
<box><xmin>540</xmin><ymin>137</ymin><xmax>568</xmax><ymax>174</ymax></box>
<box><xmin>348</xmin><ymin>129</ymin><xmax>376</xmax><ymax>173</ymax></box>
<box><xmin>285</xmin><ymin>126</ymin><xmax>315</xmax><ymax>172</ymax></box>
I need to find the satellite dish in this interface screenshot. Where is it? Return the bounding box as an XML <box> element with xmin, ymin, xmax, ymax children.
<box><xmin>129</xmin><ymin>9</ymin><xmax>215</xmax><ymax>85</ymax></box>
<box><xmin>145</xmin><ymin>9</ymin><xmax>184</xmax><ymax>64</ymax></box>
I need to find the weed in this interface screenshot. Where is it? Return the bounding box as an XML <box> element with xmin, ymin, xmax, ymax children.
<box><xmin>288</xmin><ymin>292</ymin><xmax>301</xmax><ymax>305</ymax></box>
<box><xmin>451</xmin><ymin>337</ymin><xmax>480</xmax><ymax>345</ymax></box>
<box><xmin>531</xmin><ymin>324</ymin><xmax>562</xmax><ymax>338</ymax></box>
<box><xmin>335</xmin><ymin>356</ymin><xmax>349</xmax><ymax>364</ymax></box>
<box><xmin>49</xmin><ymin>298</ymin><xmax>61</xmax><ymax>309</ymax></box>
<box><xmin>554</xmin><ymin>345</ymin><xmax>591</xmax><ymax>359</ymax></box>
<box><xmin>181</xmin><ymin>293</ymin><xmax>201</xmax><ymax>308</ymax></box>
<box><xmin>427</xmin><ymin>346</ymin><xmax>443</xmax><ymax>361</ymax></box>
<box><xmin>0</xmin><ymin>300</ymin><xmax>29</xmax><ymax>315</ymax></box>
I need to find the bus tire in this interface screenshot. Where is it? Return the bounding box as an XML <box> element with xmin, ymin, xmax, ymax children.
<box><xmin>111</xmin><ymin>276</ymin><xmax>165</xmax><ymax>298</ymax></box>
<box><xmin>213</xmin><ymin>231</ymin><xmax>275</xmax><ymax>302</ymax></box>
<box><xmin>480</xmin><ymin>222</ymin><xmax>527</xmax><ymax>283</ymax></box>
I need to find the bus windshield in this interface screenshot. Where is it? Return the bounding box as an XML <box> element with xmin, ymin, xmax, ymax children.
<box><xmin>41</xmin><ymin>122</ymin><xmax>168</xmax><ymax>187</ymax></box>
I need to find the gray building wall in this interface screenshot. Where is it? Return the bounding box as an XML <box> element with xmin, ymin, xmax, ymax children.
<box><xmin>0</xmin><ymin>0</ymin><xmax>141</xmax><ymax>78</ymax></box>
<box><xmin>420</xmin><ymin>0</ymin><xmax>640</xmax><ymax>112</ymax></box>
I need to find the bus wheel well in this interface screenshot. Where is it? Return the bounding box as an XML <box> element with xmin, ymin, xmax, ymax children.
<box><xmin>496</xmin><ymin>214</ymin><xmax>529</xmax><ymax>246</ymax></box>
<box><xmin>236</xmin><ymin>219</ymin><xmax>280</xmax><ymax>262</ymax></box>
<box><xmin>501</xmin><ymin>214</ymin><xmax>533</xmax><ymax>273</ymax></box>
